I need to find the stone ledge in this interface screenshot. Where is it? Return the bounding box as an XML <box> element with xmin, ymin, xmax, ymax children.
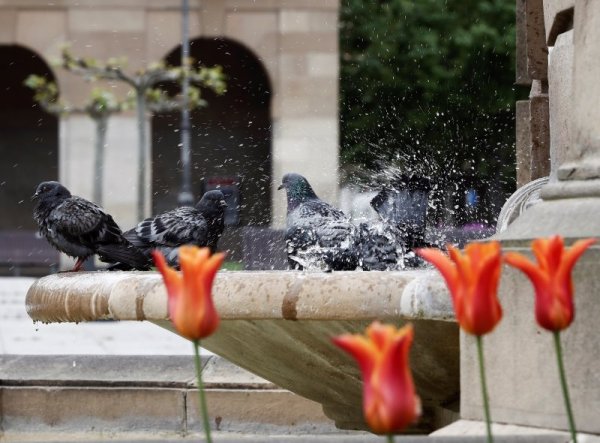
<box><xmin>0</xmin><ymin>386</ymin><xmax>336</xmax><ymax>436</ymax></box>
<box><xmin>26</xmin><ymin>270</ymin><xmax>453</xmax><ymax>323</ymax></box>
<box><xmin>0</xmin><ymin>354</ymin><xmax>274</xmax><ymax>390</ymax></box>
<box><xmin>24</xmin><ymin>270</ymin><xmax>458</xmax><ymax>432</ymax></box>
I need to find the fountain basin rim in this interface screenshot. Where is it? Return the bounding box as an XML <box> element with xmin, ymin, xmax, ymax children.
<box><xmin>25</xmin><ymin>269</ymin><xmax>453</xmax><ymax>324</ymax></box>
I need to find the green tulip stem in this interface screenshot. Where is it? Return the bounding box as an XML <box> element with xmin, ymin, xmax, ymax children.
<box><xmin>553</xmin><ymin>331</ymin><xmax>577</xmax><ymax>443</ymax></box>
<box><xmin>386</xmin><ymin>434</ymin><xmax>394</xmax><ymax>443</ymax></box>
<box><xmin>193</xmin><ymin>340</ymin><xmax>212</xmax><ymax>443</ymax></box>
<box><xmin>476</xmin><ymin>335</ymin><xmax>494</xmax><ymax>443</ymax></box>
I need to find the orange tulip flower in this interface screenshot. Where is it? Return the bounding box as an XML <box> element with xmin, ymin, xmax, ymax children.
<box><xmin>416</xmin><ymin>242</ymin><xmax>503</xmax><ymax>336</ymax></box>
<box><xmin>504</xmin><ymin>235</ymin><xmax>595</xmax><ymax>331</ymax></box>
<box><xmin>333</xmin><ymin>322</ymin><xmax>420</xmax><ymax>434</ymax></box>
<box><xmin>153</xmin><ymin>246</ymin><xmax>225</xmax><ymax>341</ymax></box>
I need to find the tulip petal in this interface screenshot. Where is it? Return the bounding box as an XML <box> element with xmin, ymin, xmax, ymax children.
<box><xmin>469</xmin><ymin>249</ymin><xmax>502</xmax><ymax>335</ymax></box>
<box><xmin>152</xmin><ymin>249</ymin><xmax>183</xmax><ymax>318</ymax></box>
<box><xmin>557</xmin><ymin>238</ymin><xmax>596</xmax><ymax>283</ymax></box>
<box><xmin>504</xmin><ymin>252</ymin><xmax>548</xmax><ymax>290</ymax></box>
<box><xmin>154</xmin><ymin>245</ymin><xmax>222</xmax><ymax>340</ymax></box>
<box><xmin>416</xmin><ymin>248</ymin><xmax>459</xmax><ymax>303</ymax></box>
<box><xmin>419</xmin><ymin>242</ymin><xmax>503</xmax><ymax>336</ymax></box>
<box><xmin>333</xmin><ymin>334</ymin><xmax>378</xmax><ymax>379</ymax></box>
<box><xmin>507</xmin><ymin>236</ymin><xmax>595</xmax><ymax>332</ymax></box>
<box><xmin>333</xmin><ymin>323</ymin><xmax>419</xmax><ymax>434</ymax></box>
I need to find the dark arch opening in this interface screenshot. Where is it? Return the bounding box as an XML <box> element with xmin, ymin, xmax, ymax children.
<box><xmin>151</xmin><ymin>38</ymin><xmax>272</xmax><ymax>232</ymax></box>
<box><xmin>0</xmin><ymin>45</ymin><xmax>58</xmax><ymax>230</ymax></box>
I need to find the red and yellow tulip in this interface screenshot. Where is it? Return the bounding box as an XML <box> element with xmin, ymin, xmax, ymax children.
<box><xmin>153</xmin><ymin>246</ymin><xmax>225</xmax><ymax>340</ymax></box>
<box><xmin>417</xmin><ymin>242</ymin><xmax>503</xmax><ymax>336</ymax></box>
<box><xmin>504</xmin><ymin>235</ymin><xmax>595</xmax><ymax>331</ymax></box>
<box><xmin>333</xmin><ymin>322</ymin><xmax>420</xmax><ymax>434</ymax></box>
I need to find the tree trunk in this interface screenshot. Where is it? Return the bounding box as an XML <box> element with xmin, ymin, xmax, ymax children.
<box><xmin>93</xmin><ymin>116</ymin><xmax>107</xmax><ymax>206</ymax></box>
<box><xmin>136</xmin><ymin>91</ymin><xmax>148</xmax><ymax>221</ymax></box>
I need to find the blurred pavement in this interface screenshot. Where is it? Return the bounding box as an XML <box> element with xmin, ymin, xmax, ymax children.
<box><xmin>0</xmin><ymin>277</ymin><xmax>194</xmax><ymax>355</ymax></box>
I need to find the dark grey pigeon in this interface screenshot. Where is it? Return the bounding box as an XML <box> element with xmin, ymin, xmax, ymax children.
<box><xmin>278</xmin><ymin>173</ymin><xmax>358</xmax><ymax>271</ymax></box>
<box><xmin>118</xmin><ymin>190</ymin><xmax>227</xmax><ymax>268</ymax></box>
<box><xmin>356</xmin><ymin>197</ymin><xmax>405</xmax><ymax>271</ymax></box>
<box><xmin>32</xmin><ymin>181</ymin><xmax>151</xmax><ymax>271</ymax></box>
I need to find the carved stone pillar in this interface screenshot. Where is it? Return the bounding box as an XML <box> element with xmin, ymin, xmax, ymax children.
<box><xmin>459</xmin><ymin>1</ymin><xmax>600</xmax><ymax>436</ymax></box>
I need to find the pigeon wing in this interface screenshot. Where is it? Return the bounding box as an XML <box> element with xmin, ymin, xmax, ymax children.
<box><xmin>285</xmin><ymin>200</ymin><xmax>358</xmax><ymax>271</ymax></box>
<box><xmin>135</xmin><ymin>207</ymin><xmax>208</xmax><ymax>247</ymax></box>
<box><xmin>48</xmin><ymin>197</ymin><xmax>123</xmax><ymax>247</ymax></box>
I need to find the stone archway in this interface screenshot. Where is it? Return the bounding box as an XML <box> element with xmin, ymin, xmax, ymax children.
<box><xmin>151</xmin><ymin>37</ymin><xmax>272</xmax><ymax>228</ymax></box>
<box><xmin>0</xmin><ymin>45</ymin><xmax>58</xmax><ymax>230</ymax></box>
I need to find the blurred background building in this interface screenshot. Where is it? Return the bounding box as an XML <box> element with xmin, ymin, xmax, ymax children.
<box><xmin>0</xmin><ymin>0</ymin><xmax>519</xmax><ymax>271</ymax></box>
<box><xmin>0</xmin><ymin>0</ymin><xmax>340</xmax><ymax>265</ymax></box>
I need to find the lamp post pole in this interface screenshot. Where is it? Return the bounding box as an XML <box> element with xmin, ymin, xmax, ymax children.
<box><xmin>178</xmin><ymin>0</ymin><xmax>194</xmax><ymax>207</ymax></box>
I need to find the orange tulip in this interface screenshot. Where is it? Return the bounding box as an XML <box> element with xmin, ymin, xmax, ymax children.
<box><xmin>504</xmin><ymin>235</ymin><xmax>595</xmax><ymax>331</ymax></box>
<box><xmin>333</xmin><ymin>322</ymin><xmax>420</xmax><ymax>434</ymax></box>
<box><xmin>416</xmin><ymin>242</ymin><xmax>503</xmax><ymax>336</ymax></box>
<box><xmin>153</xmin><ymin>246</ymin><xmax>225</xmax><ymax>340</ymax></box>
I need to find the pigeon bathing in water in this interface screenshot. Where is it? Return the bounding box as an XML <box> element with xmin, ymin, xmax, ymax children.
<box><xmin>32</xmin><ymin>181</ymin><xmax>151</xmax><ymax>271</ymax></box>
<box><xmin>357</xmin><ymin>218</ymin><xmax>405</xmax><ymax>271</ymax></box>
<box><xmin>115</xmin><ymin>190</ymin><xmax>227</xmax><ymax>269</ymax></box>
<box><xmin>278</xmin><ymin>173</ymin><xmax>359</xmax><ymax>271</ymax></box>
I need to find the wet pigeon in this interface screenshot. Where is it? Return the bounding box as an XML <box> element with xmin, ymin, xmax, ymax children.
<box><xmin>32</xmin><ymin>181</ymin><xmax>151</xmax><ymax>271</ymax></box>
<box><xmin>357</xmin><ymin>217</ymin><xmax>405</xmax><ymax>271</ymax></box>
<box><xmin>369</xmin><ymin>177</ymin><xmax>431</xmax><ymax>267</ymax></box>
<box><xmin>278</xmin><ymin>173</ymin><xmax>359</xmax><ymax>271</ymax></box>
<box><xmin>118</xmin><ymin>190</ymin><xmax>227</xmax><ymax>268</ymax></box>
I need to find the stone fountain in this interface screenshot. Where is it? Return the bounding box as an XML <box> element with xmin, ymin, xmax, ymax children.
<box><xmin>26</xmin><ymin>269</ymin><xmax>459</xmax><ymax>433</ymax></box>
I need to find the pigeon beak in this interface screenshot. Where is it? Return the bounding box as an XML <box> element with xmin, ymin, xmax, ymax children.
<box><xmin>31</xmin><ymin>192</ymin><xmax>39</xmax><ymax>201</ymax></box>
<box><xmin>277</xmin><ymin>184</ymin><xmax>284</xmax><ymax>191</ymax></box>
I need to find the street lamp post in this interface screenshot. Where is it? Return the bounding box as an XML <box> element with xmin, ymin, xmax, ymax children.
<box><xmin>178</xmin><ymin>0</ymin><xmax>194</xmax><ymax>207</ymax></box>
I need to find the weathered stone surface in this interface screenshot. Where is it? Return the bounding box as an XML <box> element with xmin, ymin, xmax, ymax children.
<box><xmin>15</xmin><ymin>10</ymin><xmax>67</xmax><ymax>58</ymax></box>
<box><xmin>529</xmin><ymin>81</ymin><xmax>551</xmax><ymax>180</ymax></box>
<box><xmin>433</xmin><ymin>419</ymin><xmax>570</xmax><ymax>441</ymax></box>
<box><xmin>516</xmin><ymin>0</ymin><xmax>530</xmax><ymax>85</ymax></box>
<box><xmin>559</xmin><ymin>0</ymin><xmax>600</xmax><ymax>182</ymax></box>
<box><xmin>461</xmin><ymin>244</ymin><xmax>600</xmax><ymax>434</ymax></box>
<box><xmin>201</xmin><ymin>356</ymin><xmax>274</xmax><ymax>389</ymax></box>
<box><xmin>516</xmin><ymin>100</ymin><xmax>532</xmax><ymax>187</ymax></box>
<box><xmin>0</xmin><ymin>7</ymin><xmax>16</xmax><ymax>43</ymax></box>
<box><xmin>0</xmin><ymin>353</ymin><xmax>338</xmax><ymax>436</ymax></box>
<box><xmin>543</xmin><ymin>0</ymin><xmax>574</xmax><ymax>45</ymax></box>
<box><xmin>526</xmin><ymin>0</ymin><xmax>548</xmax><ymax>80</ymax></box>
<box><xmin>494</xmin><ymin>188</ymin><xmax>600</xmax><ymax>240</ymax></box>
<box><xmin>0</xmin><ymin>354</ymin><xmax>204</xmax><ymax>387</ymax></box>
<box><xmin>26</xmin><ymin>270</ymin><xmax>453</xmax><ymax>323</ymax></box>
<box><xmin>68</xmin><ymin>9</ymin><xmax>145</xmax><ymax>33</ymax></box>
<box><xmin>547</xmin><ymin>31</ymin><xmax>574</xmax><ymax>180</ymax></box>
<box><xmin>1</xmin><ymin>386</ymin><xmax>186</xmax><ymax>433</ymax></box>
<box><xmin>187</xmin><ymin>389</ymin><xmax>336</xmax><ymax>434</ymax></box>
<box><xmin>26</xmin><ymin>270</ymin><xmax>458</xmax><ymax>431</ymax></box>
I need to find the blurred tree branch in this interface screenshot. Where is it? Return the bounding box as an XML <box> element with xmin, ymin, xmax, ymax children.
<box><xmin>31</xmin><ymin>46</ymin><xmax>227</xmax><ymax>220</ymax></box>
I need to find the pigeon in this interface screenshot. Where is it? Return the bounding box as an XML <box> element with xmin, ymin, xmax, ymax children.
<box><xmin>369</xmin><ymin>177</ymin><xmax>431</xmax><ymax>267</ymax></box>
<box><xmin>32</xmin><ymin>181</ymin><xmax>151</xmax><ymax>271</ymax></box>
<box><xmin>116</xmin><ymin>190</ymin><xmax>228</xmax><ymax>268</ymax></box>
<box><xmin>278</xmin><ymin>173</ymin><xmax>359</xmax><ymax>271</ymax></box>
<box><xmin>356</xmin><ymin>217</ymin><xmax>405</xmax><ymax>271</ymax></box>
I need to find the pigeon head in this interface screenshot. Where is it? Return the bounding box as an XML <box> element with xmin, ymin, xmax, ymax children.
<box><xmin>32</xmin><ymin>181</ymin><xmax>71</xmax><ymax>202</ymax></box>
<box><xmin>196</xmin><ymin>190</ymin><xmax>227</xmax><ymax>209</ymax></box>
<box><xmin>196</xmin><ymin>190</ymin><xmax>227</xmax><ymax>215</ymax></box>
<box><xmin>278</xmin><ymin>173</ymin><xmax>318</xmax><ymax>208</ymax></box>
